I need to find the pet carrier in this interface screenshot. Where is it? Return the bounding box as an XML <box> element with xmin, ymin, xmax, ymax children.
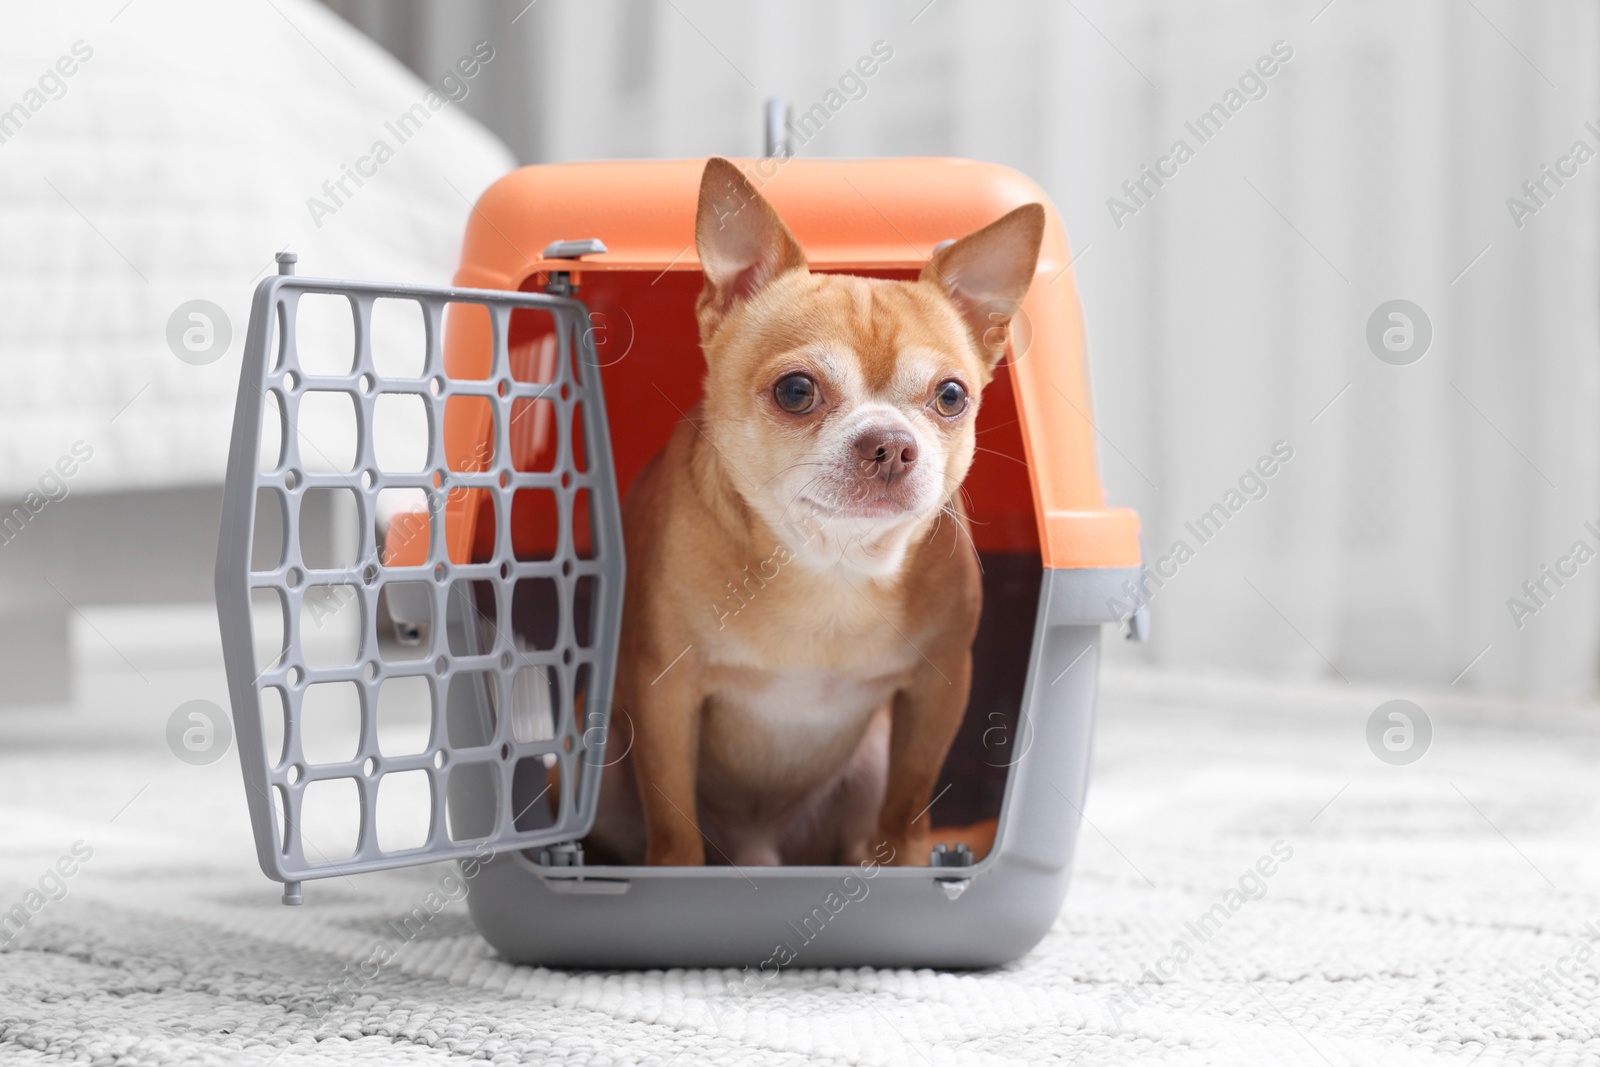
<box><xmin>215</xmin><ymin>156</ymin><xmax>1143</xmax><ymax>969</ymax></box>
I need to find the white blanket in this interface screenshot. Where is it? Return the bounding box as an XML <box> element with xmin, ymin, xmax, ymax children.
<box><xmin>0</xmin><ymin>0</ymin><xmax>516</xmax><ymax>497</ymax></box>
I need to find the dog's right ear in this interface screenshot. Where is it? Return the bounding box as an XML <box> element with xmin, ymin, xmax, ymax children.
<box><xmin>695</xmin><ymin>157</ymin><xmax>807</xmax><ymax>342</ymax></box>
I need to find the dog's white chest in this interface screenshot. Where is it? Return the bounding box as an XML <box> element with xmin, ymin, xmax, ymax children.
<box><xmin>744</xmin><ymin>670</ymin><xmax>887</xmax><ymax>742</ymax></box>
<box><xmin>706</xmin><ymin>665</ymin><xmax>899</xmax><ymax>779</ymax></box>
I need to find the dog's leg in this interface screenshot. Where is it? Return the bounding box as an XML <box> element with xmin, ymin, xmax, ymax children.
<box><xmin>628</xmin><ymin>662</ymin><xmax>707</xmax><ymax>865</ymax></box>
<box><xmin>875</xmin><ymin>648</ymin><xmax>972</xmax><ymax>866</ymax></box>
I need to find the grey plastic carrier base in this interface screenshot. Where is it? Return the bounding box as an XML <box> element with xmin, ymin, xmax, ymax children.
<box><xmin>459</xmin><ymin>578</ymin><xmax>1108</xmax><ymax>970</ymax></box>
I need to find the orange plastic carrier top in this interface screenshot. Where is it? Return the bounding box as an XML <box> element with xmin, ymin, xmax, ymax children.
<box><xmin>441</xmin><ymin>157</ymin><xmax>1140</xmax><ymax>571</ymax></box>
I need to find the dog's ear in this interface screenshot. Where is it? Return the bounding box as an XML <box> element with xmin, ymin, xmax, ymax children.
<box><xmin>920</xmin><ymin>204</ymin><xmax>1045</xmax><ymax>366</ymax></box>
<box><xmin>695</xmin><ymin>157</ymin><xmax>807</xmax><ymax>341</ymax></box>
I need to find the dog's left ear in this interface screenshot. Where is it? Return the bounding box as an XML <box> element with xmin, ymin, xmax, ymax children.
<box><xmin>694</xmin><ymin>157</ymin><xmax>808</xmax><ymax>342</ymax></box>
<box><xmin>920</xmin><ymin>204</ymin><xmax>1045</xmax><ymax>366</ymax></box>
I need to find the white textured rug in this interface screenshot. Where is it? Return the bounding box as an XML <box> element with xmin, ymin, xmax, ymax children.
<box><xmin>3</xmin><ymin>646</ymin><xmax>1599</xmax><ymax>1065</ymax></box>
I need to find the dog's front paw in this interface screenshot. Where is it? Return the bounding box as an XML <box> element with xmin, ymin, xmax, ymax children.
<box><xmin>872</xmin><ymin>827</ymin><xmax>931</xmax><ymax>867</ymax></box>
<box><xmin>645</xmin><ymin>835</ymin><xmax>706</xmax><ymax>866</ymax></box>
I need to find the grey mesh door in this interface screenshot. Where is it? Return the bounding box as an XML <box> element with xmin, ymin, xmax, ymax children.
<box><xmin>214</xmin><ymin>263</ymin><xmax>624</xmax><ymax>900</ymax></box>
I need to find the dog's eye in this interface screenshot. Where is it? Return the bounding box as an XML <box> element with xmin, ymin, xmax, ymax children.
<box><xmin>773</xmin><ymin>374</ymin><xmax>818</xmax><ymax>414</ymax></box>
<box><xmin>933</xmin><ymin>380</ymin><xmax>968</xmax><ymax>417</ymax></box>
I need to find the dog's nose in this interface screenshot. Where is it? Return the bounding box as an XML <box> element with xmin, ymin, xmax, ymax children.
<box><xmin>852</xmin><ymin>426</ymin><xmax>918</xmax><ymax>484</ymax></box>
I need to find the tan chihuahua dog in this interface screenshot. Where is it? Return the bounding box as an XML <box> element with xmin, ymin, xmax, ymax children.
<box><xmin>589</xmin><ymin>158</ymin><xmax>1043</xmax><ymax>867</ymax></box>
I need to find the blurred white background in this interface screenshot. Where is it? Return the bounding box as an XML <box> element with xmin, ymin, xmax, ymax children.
<box><xmin>3</xmin><ymin>0</ymin><xmax>1597</xmax><ymax>702</ymax></box>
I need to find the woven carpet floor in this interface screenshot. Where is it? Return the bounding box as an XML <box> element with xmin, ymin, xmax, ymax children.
<box><xmin>2</xmin><ymin>638</ymin><xmax>1598</xmax><ymax>1064</ymax></box>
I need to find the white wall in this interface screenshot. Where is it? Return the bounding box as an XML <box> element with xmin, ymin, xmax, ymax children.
<box><xmin>325</xmin><ymin>0</ymin><xmax>1600</xmax><ymax>698</ymax></box>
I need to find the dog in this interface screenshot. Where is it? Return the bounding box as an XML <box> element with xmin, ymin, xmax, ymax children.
<box><xmin>587</xmin><ymin>157</ymin><xmax>1043</xmax><ymax>867</ymax></box>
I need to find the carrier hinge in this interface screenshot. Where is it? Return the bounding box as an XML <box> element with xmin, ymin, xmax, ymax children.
<box><xmin>542</xmin><ymin>238</ymin><xmax>608</xmax><ymax>296</ymax></box>
<box><xmin>533</xmin><ymin>842</ymin><xmax>632</xmax><ymax>894</ymax></box>
<box><xmin>538</xmin><ymin>841</ymin><xmax>585</xmax><ymax>867</ymax></box>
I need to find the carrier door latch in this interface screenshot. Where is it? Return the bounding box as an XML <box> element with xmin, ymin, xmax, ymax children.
<box><xmin>1125</xmin><ymin>564</ymin><xmax>1151</xmax><ymax>642</ymax></box>
<box><xmin>1126</xmin><ymin>602</ymin><xmax>1150</xmax><ymax>642</ymax></box>
<box><xmin>931</xmin><ymin>842</ymin><xmax>974</xmax><ymax>901</ymax></box>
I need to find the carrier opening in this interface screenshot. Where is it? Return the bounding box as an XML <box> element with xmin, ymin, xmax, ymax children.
<box><xmin>472</xmin><ymin>267</ymin><xmax>1045</xmax><ymax>865</ymax></box>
